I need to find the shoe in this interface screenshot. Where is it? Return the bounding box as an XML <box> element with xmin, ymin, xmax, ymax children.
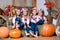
<box><xmin>26</xmin><ymin>33</ymin><xmax>30</xmax><ymax>37</ymax></box>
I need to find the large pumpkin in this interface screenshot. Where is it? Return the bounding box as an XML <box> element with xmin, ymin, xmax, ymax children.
<box><xmin>40</xmin><ymin>23</ymin><xmax>55</xmax><ymax>37</ymax></box>
<box><xmin>9</xmin><ymin>29</ymin><xmax>21</xmax><ymax>38</ymax></box>
<box><xmin>0</xmin><ymin>27</ymin><xmax>9</xmax><ymax>38</ymax></box>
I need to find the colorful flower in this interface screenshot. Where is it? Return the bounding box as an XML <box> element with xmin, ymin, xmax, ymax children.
<box><xmin>44</xmin><ymin>2</ymin><xmax>54</xmax><ymax>8</ymax></box>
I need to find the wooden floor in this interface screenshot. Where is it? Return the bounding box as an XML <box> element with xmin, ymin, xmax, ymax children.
<box><xmin>0</xmin><ymin>36</ymin><xmax>60</xmax><ymax>40</ymax></box>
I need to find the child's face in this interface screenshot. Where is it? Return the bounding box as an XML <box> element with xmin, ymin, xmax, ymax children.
<box><xmin>32</xmin><ymin>10</ymin><xmax>37</xmax><ymax>15</ymax></box>
<box><xmin>16</xmin><ymin>10</ymin><xmax>20</xmax><ymax>16</ymax></box>
<box><xmin>44</xmin><ymin>16</ymin><xmax>47</xmax><ymax>21</ymax></box>
<box><xmin>23</xmin><ymin>10</ymin><xmax>27</xmax><ymax>16</ymax></box>
<box><xmin>39</xmin><ymin>10</ymin><xmax>43</xmax><ymax>16</ymax></box>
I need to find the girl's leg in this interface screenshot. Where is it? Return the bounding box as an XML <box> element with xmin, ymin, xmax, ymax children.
<box><xmin>27</xmin><ymin>27</ymin><xmax>36</xmax><ymax>37</ymax></box>
<box><xmin>24</xmin><ymin>27</ymin><xmax>30</xmax><ymax>36</ymax></box>
<box><xmin>25</xmin><ymin>31</ymin><xmax>30</xmax><ymax>36</ymax></box>
<box><xmin>35</xmin><ymin>32</ymin><xmax>38</xmax><ymax>37</ymax></box>
<box><xmin>20</xmin><ymin>22</ymin><xmax>24</xmax><ymax>27</ymax></box>
<box><xmin>30</xmin><ymin>22</ymin><xmax>37</xmax><ymax>37</ymax></box>
<box><xmin>18</xmin><ymin>22</ymin><xmax>24</xmax><ymax>30</ymax></box>
<box><xmin>35</xmin><ymin>24</ymin><xmax>38</xmax><ymax>37</ymax></box>
<box><xmin>30</xmin><ymin>22</ymin><xmax>35</xmax><ymax>33</ymax></box>
<box><xmin>29</xmin><ymin>31</ymin><xmax>36</xmax><ymax>37</ymax></box>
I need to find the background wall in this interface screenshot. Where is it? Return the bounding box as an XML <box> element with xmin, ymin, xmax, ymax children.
<box><xmin>0</xmin><ymin>0</ymin><xmax>12</xmax><ymax>9</ymax></box>
<box><xmin>37</xmin><ymin>0</ymin><xmax>48</xmax><ymax>16</ymax></box>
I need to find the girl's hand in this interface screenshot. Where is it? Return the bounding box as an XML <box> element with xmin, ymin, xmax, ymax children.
<box><xmin>16</xmin><ymin>25</ymin><xmax>19</xmax><ymax>29</ymax></box>
<box><xmin>28</xmin><ymin>26</ymin><xmax>31</xmax><ymax>28</ymax></box>
<box><xmin>27</xmin><ymin>24</ymin><xmax>31</xmax><ymax>28</ymax></box>
<box><xmin>12</xmin><ymin>23</ymin><xmax>18</xmax><ymax>29</ymax></box>
<box><xmin>44</xmin><ymin>20</ymin><xmax>48</xmax><ymax>23</ymax></box>
<box><xmin>12</xmin><ymin>26</ymin><xmax>15</xmax><ymax>29</ymax></box>
<box><xmin>24</xmin><ymin>26</ymin><xmax>26</xmax><ymax>28</ymax></box>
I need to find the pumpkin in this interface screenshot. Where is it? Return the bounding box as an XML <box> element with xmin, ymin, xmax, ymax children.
<box><xmin>0</xmin><ymin>27</ymin><xmax>9</xmax><ymax>38</ymax></box>
<box><xmin>9</xmin><ymin>29</ymin><xmax>21</xmax><ymax>38</ymax></box>
<box><xmin>40</xmin><ymin>23</ymin><xmax>55</xmax><ymax>37</ymax></box>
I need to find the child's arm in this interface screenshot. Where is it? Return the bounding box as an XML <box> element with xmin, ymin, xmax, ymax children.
<box><xmin>12</xmin><ymin>16</ymin><xmax>16</xmax><ymax>29</ymax></box>
<box><xmin>12</xmin><ymin>23</ymin><xmax>19</xmax><ymax>29</ymax></box>
<box><xmin>27</xmin><ymin>24</ymin><xmax>31</xmax><ymax>28</ymax></box>
<box><xmin>27</xmin><ymin>18</ymin><xmax>31</xmax><ymax>28</ymax></box>
<box><xmin>15</xmin><ymin>23</ymin><xmax>19</xmax><ymax>29</ymax></box>
<box><xmin>12</xmin><ymin>17</ymin><xmax>19</xmax><ymax>29</ymax></box>
<box><xmin>44</xmin><ymin>20</ymin><xmax>48</xmax><ymax>23</ymax></box>
<box><xmin>12</xmin><ymin>23</ymin><xmax>15</xmax><ymax>29</ymax></box>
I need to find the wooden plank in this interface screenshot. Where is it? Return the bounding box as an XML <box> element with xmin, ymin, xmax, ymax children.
<box><xmin>32</xmin><ymin>0</ymin><xmax>36</xmax><ymax>7</ymax></box>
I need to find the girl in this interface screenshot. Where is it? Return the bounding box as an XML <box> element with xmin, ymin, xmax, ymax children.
<box><xmin>43</xmin><ymin>16</ymin><xmax>48</xmax><ymax>24</ymax></box>
<box><xmin>30</xmin><ymin>7</ymin><xmax>38</xmax><ymax>37</ymax></box>
<box><xmin>36</xmin><ymin>9</ymin><xmax>44</xmax><ymax>25</ymax></box>
<box><xmin>37</xmin><ymin>9</ymin><xmax>48</xmax><ymax>24</ymax></box>
<box><xmin>21</xmin><ymin>8</ymin><xmax>35</xmax><ymax>37</ymax></box>
<box><xmin>12</xmin><ymin>8</ymin><xmax>24</xmax><ymax>29</ymax></box>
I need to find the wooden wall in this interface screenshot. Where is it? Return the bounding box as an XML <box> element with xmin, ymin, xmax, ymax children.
<box><xmin>13</xmin><ymin>0</ymin><xmax>36</xmax><ymax>7</ymax></box>
<box><xmin>32</xmin><ymin>0</ymin><xmax>36</xmax><ymax>7</ymax></box>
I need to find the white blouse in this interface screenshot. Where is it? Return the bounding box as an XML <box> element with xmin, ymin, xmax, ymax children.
<box><xmin>31</xmin><ymin>15</ymin><xmax>44</xmax><ymax>23</ymax></box>
<box><xmin>22</xmin><ymin>17</ymin><xmax>30</xmax><ymax>25</ymax></box>
<box><xmin>30</xmin><ymin>15</ymin><xmax>37</xmax><ymax>23</ymax></box>
<box><xmin>12</xmin><ymin>15</ymin><xmax>16</xmax><ymax>24</ymax></box>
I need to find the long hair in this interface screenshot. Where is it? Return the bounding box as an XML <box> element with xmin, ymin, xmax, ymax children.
<box><xmin>0</xmin><ymin>8</ymin><xmax>5</xmax><ymax>15</ymax></box>
<box><xmin>15</xmin><ymin>9</ymin><xmax>22</xmax><ymax>17</ymax></box>
<box><xmin>42</xmin><ymin>10</ymin><xmax>44</xmax><ymax>17</ymax></box>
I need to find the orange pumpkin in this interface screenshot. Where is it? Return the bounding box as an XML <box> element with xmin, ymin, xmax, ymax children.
<box><xmin>9</xmin><ymin>29</ymin><xmax>21</xmax><ymax>38</ymax></box>
<box><xmin>40</xmin><ymin>23</ymin><xmax>55</xmax><ymax>37</ymax></box>
<box><xmin>0</xmin><ymin>27</ymin><xmax>9</xmax><ymax>38</ymax></box>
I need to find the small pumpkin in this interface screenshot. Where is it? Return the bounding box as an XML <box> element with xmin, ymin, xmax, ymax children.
<box><xmin>0</xmin><ymin>26</ymin><xmax>9</xmax><ymax>38</ymax></box>
<box><xmin>9</xmin><ymin>29</ymin><xmax>21</xmax><ymax>38</ymax></box>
